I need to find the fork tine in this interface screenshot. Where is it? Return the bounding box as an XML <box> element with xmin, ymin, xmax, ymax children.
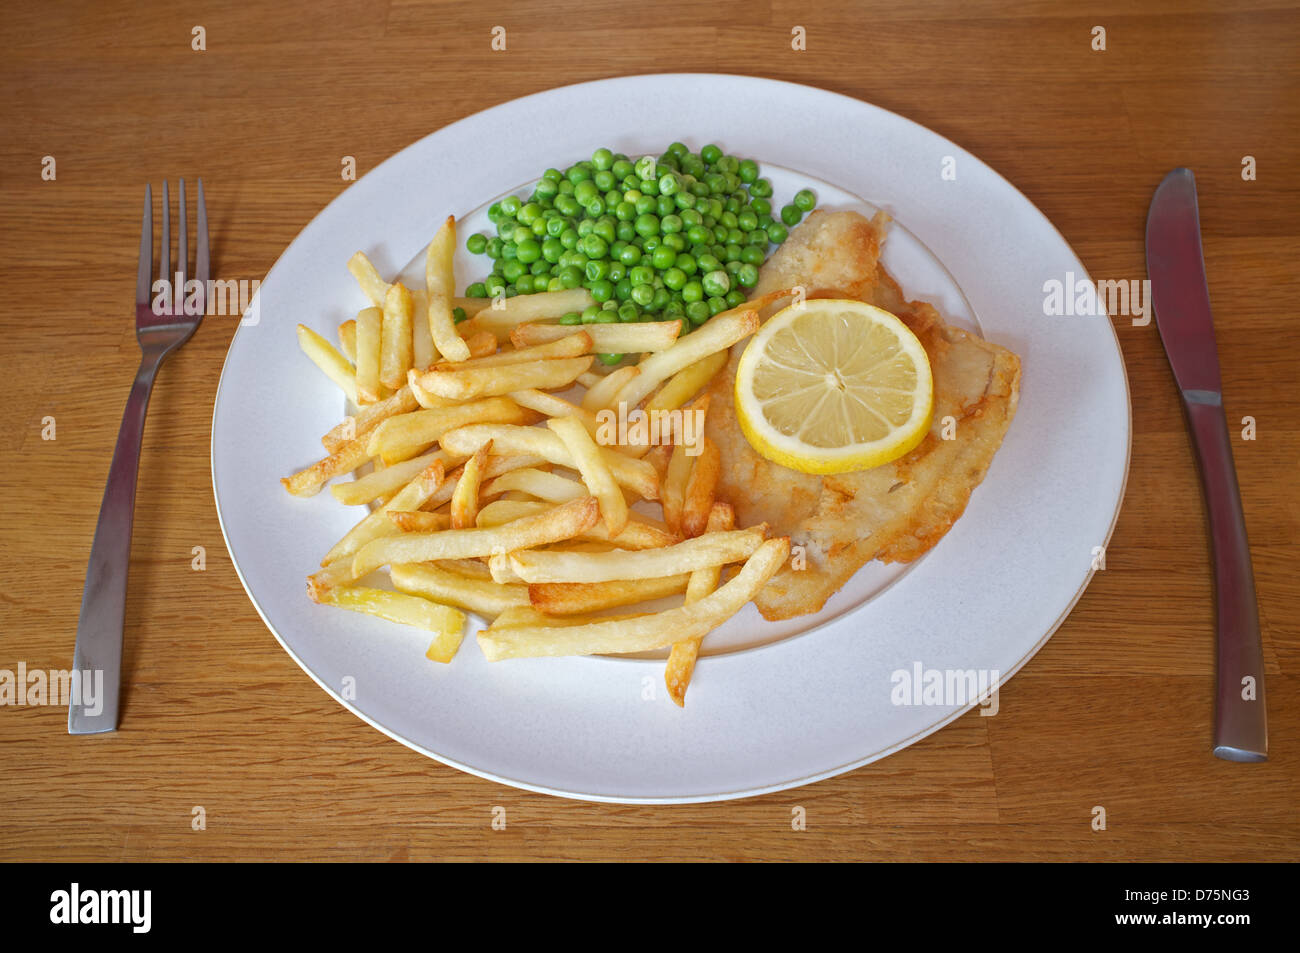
<box><xmin>160</xmin><ymin>181</ymin><xmax>171</xmax><ymax>314</ymax></box>
<box><xmin>176</xmin><ymin>179</ymin><xmax>188</xmax><ymax>315</ymax></box>
<box><xmin>136</xmin><ymin>184</ymin><xmax>153</xmax><ymax>306</ymax></box>
<box><xmin>195</xmin><ymin>179</ymin><xmax>209</xmax><ymax>314</ymax></box>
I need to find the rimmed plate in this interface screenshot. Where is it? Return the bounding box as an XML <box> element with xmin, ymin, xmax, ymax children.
<box><xmin>211</xmin><ymin>74</ymin><xmax>1130</xmax><ymax>803</ymax></box>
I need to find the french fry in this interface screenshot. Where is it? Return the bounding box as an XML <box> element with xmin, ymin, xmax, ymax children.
<box><xmin>510</xmin><ymin>320</ymin><xmax>681</xmax><ymax>354</ymax></box>
<box><xmin>425</xmin><ymin>216</ymin><xmax>470</xmax><ymax>362</ymax></box>
<box><xmin>436</xmin><ymin>558</ymin><xmax>494</xmax><ymax>580</ymax></box>
<box><xmin>529</xmin><ymin>574</ymin><xmax>691</xmax><ymax>616</ymax></box>
<box><xmin>476</xmin><ymin>501</ymin><xmax>678</xmax><ymax>550</ymax></box>
<box><xmin>418</xmin><ymin>355</ymin><xmax>594</xmax><ymax>401</ymax></box>
<box><xmin>488</xmin><ymin>552</ymin><xmax>524</xmax><ymax>584</ymax></box>
<box><xmin>296</xmin><ymin>324</ymin><xmax>359</xmax><ymax>404</ymax></box>
<box><xmin>450</xmin><ymin>439</ymin><xmax>492</xmax><ymax>529</ymax></box>
<box><xmin>577</xmin><ymin>371</ymin><xmax>604</xmax><ymax>390</ymax></box>
<box><xmin>354</xmin><ymin>306</ymin><xmax>384</xmax><ymax>403</ymax></box>
<box><xmin>661</xmin><ymin>443</ymin><xmax>692</xmax><ymax>534</ymax></box>
<box><xmin>380</xmin><ymin>282</ymin><xmax>414</xmax><ymax>391</ymax></box>
<box><xmin>508</xmin><ymin>390</ymin><xmax>604</xmax><ymax>439</ymax></box>
<box><xmin>347</xmin><ymin>251</ymin><xmax>389</xmax><ymax>306</ymax></box>
<box><xmin>322</xmin><ymin>462</ymin><xmax>445</xmax><ymax>565</ymax></box>
<box><xmin>507</xmin><ymin>527</ymin><xmax>766</xmax><ymax>584</ymax></box>
<box><xmin>440</xmin><ymin>424</ymin><xmax>659</xmax><ymax>501</ymax></box>
<box><xmin>612</xmin><ymin>309</ymin><xmax>758</xmax><ymax>409</ymax></box>
<box><xmin>391</xmin><ymin>562</ymin><xmax>528</xmax><ymax>619</ymax></box>
<box><xmin>387</xmin><ymin>510</ymin><xmax>449</xmax><ymax>532</ymax></box>
<box><xmin>331</xmin><ymin>450</ymin><xmax>457</xmax><ymax>505</ymax></box>
<box><xmin>665</xmin><ymin>503</ymin><xmax>734</xmax><ymax>705</ymax></box>
<box><xmin>547</xmin><ymin>415</ymin><xmax>627</xmax><ymax>536</ymax></box>
<box><xmin>481</xmin><ymin>468</ymin><xmax>585</xmax><ymax>504</ymax></box>
<box><xmin>440</xmin><ymin>333</ymin><xmax>591</xmax><ymax>369</ymax></box>
<box><xmin>580</xmin><ymin>365</ymin><xmax>638</xmax><ymax>413</ymax></box>
<box><xmin>306</xmin><ymin>560</ymin><xmax>355</xmax><ymax>603</ymax></box>
<box><xmin>282</xmin><ymin>431</ymin><xmax>373</xmax><ymax>497</ymax></box>
<box><xmin>478</xmin><ymin>537</ymin><xmax>790</xmax><ymax>660</ymax></box>
<box><xmin>322</xmin><ymin>385</ymin><xmax>420</xmax><ymax>452</ymax></box>
<box><xmin>643</xmin><ymin>442</ymin><xmax>673</xmax><ymax>479</ymax></box>
<box><xmin>365</xmin><ymin>398</ymin><xmax>532</xmax><ymax>460</ymax></box>
<box><xmin>645</xmin><ymin>349</ymin><xmax>729</xmax><ymax>414</ymax></box>
<box><xmin>458</xmin><ymin>289</ymin><xmax>594</xmax><ymax>339</ymax></box>
<box><xmin>680</xmin><ymin>437</ymin><xmax>721</xmax><ymax>538</ymax></box>
<box><xmin>350</xmin><ymin>496</ymin><xmax>600</xmax><ymax>578</ymax></box>
<box><xmin>338</xmin><ymin>319</ymin><xmax>357</xmax><ymax>362</ymax></box>
<box><xmin>411</xmin><ymin>297</ymin><xmax>435</xmax><ymax>371</ymax></box>
<box><xmin>321</xmin><ymin>586</ymin><xmax>466</xmax><ymax>662</ymax></box>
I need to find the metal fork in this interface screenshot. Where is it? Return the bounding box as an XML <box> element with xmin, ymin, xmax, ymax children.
<box><xmin>69</xmin><ymin>180</ymin><xmax>208</xmax><ymax>734</ymax></box>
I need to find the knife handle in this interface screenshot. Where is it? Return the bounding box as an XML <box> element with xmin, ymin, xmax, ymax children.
<box><xmin>1183</xmin><ymin>393</ymin><xmax>1267</xmax><ymax>761</ymax></box>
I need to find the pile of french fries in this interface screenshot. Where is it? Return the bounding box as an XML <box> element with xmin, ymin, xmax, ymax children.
<box><xmin>283</xmin><ymin>215</ymin><xmax>790</xmax><ymax>706</ymax></box>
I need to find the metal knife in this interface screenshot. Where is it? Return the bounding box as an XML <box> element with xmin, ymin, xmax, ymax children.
<box><xmin>1146</xmin><ymin>167</ymin><xmax>1267</xmax><ymax>762</ymax></box>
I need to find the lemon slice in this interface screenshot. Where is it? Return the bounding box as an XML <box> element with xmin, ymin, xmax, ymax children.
<box><xmin>734</xmin><ymin>299</ymin><xmax>933</xmax><ymax>474</ymax></box>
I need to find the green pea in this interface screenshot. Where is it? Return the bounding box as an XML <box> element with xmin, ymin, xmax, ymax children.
<box><xmin>686</xmin><ymin>300</ymin><xmax>711</xmax><ymax>324</ymax></box>
<box><xmin>558</xmin><ymin>265</ymin><xmax>583</xmax><ymax>289</ymax></box>
<box><xmin>740</xmin><ymin>244</ymin><xmax>765</xmax><ymax>266</ymax></box>
<box><xmin>466</xmin><ymin>233</ymin><xmax>487</xmax><ymax>255</ymax></box>
<box><xmin>593</xmin><ymin>311</ymin><xmax>618</xmax><ymax>324</ymax></box>
<box><xmin>592</xmin><ymin>147</ymin><xmax>614</xmax><ymax>170</ymax></box>
<box><xmin>594</xmin><ymin>218</ymin><xmax>617</xmax><ymax>243</ymax></box>
<box><xmin>701</xmin><ymin>143</ymin><xmax>722</xmax><ymax>164</ymax></box>
<box><xmin>502</xmin><ymin>260</ymin><xmax>525</xmax><ymax>282</ymax></box>
<box><xmin>707</xmin><ymin>295</ymin><xmax>728</xmax><ymax>316</ymax></box>
<box><xmin>661</xmin><ymin>232</ymin><xmax>685</xmax><ymax>252</ymax></box>
<box><xmin>611</xmin><ymin>159</ymin><xmax>634</xmax><ymax>179</ymax></box>
<box><xmin>566</xmin><ymin>165</ymin><xmax>590</xmax><ymax>184</ymax></box>
<box><xmin>737</xmin><ymin>210</ymin><xmax>758</xmax><ymax>232</ymax></box>
<box><xmin>530</xmin><ymin>259</ymin><xmax>550</xmax><ymax>275</ymax></box>
<box><xmin>725</xmin><ymin>289</ymin><xmax>746</xmax><ymax>308</ymax></box>
<box><xmin>650</xmin><ymin>287</ymin><xmax>671</xmax><ymax>313</ymax></box>
<box><xmin>738</xmin><ymin>159</ymin><xmax>758</xmax><ymax>183</ymax></box>
<box><xmin>635</xmin><ymin>195</ymin><xmax>657</xmax><ymax>216</ymax></box>
<box><xmin>559</xmin><ymin>228</ymin><xmax>579</xmax><ymax>249</ymax></box>
<box><xmin>793</xmin><ymin>188</ymin><xmax>816</xmax><ymax>213</ymax></box>
<box><xmin>607</xmin><ymin>262</ymin><xmax>626</xmax><ymax>282</ymax></box>
<box><xmin>636</xmin><ymin>156</ymin><xmax>658</xmax><ymax>181</ymax></box>
<box><xmin>466</xmin><ymin>282</ymin><xmax>487</xmax><ymax>298</ymax></box>
<box><xmin>615</xmin><ymin>278</ymin><xmax>632</xmax><ymax>301</ymax></box>
<box><xmin>452</xmin><ymin>306</ymin><xmax>468</xmax><ymax>322</ymax></box>
<box><xmin>500</xmin><ymin>195</ymin><xmax>522</xmax><ymax>216</ymax></box>
<box><xmin>486</xmin><ymin>237</ymin><xmax>504</xmax><ymax>259</ymax></box>
<box><xmin>555</xmin><ymin>193</ymin><xmax>580</xmax><ymax>217</ymax></box>
<box><xmin>724</xmin><ymin>242</ymin><xmax>742</xmax><ymax>262</ymax></box>
<box><xmin>697</xmin><ymin>253</ymin><xmax>721</xmax><ymax>273</ymax></box>
<box><xmin>702</xmin><ymin>270</ymin><xmax>730</xmax><ymax>297</ymax></box>
<box><xmin>635</xmin><ymin>214</ymin><xmax>660</xmax><ymax>238</ymax></box>
<box><xmin>558</xmin><ymin>310</ymin><xmax>581</xmax><ymax>326</ymax></box>
<box><xmin>546</xmin><ymin>277</ymin><xmax>564</xmax><ymax>292</ymax></box>
<box><xmin>630</xmin><ymin>284</ymin><xmax>654</xmax><ymax>307</ymax></box>
<box><xmin>674</xmin><ymin>190</ymin><xmax>697</xmax><ymax>210</ymax></box>
<box><xmin>780</xmin><ymin>204</ymin><xmax>803</xmax><ymax>226</ymax></box>
<box><xmin>645</xmin><ymin>244</ymin><xmax>672</xmax><ymax>270</ymax></box>
<box><xmin>750</xmin><ymin>197</ymin><xmax>771</xmax><ymax>217</ymax></box>
<box><xmin>750</xmin><ymin>178</ymin><xmax>773</xmax><ymax>198</ymax></box>
<box><xmin>766</xmin><ymin>222</ymin><xmax>788</xmax><ymax>244</ymax></box>
<box><xmin>615</xmin><ymin>200</ymin><xmax>636</xmax><ymax>222</ymax></box>
<box><xmin>516</xmin><ymin>274</ymin><xmax>534</xmax><ymax>294</ymax></box>
<box><xmin>581</xmin><ymin>234</ymin><xmax>607</xmax><ymax>259</ymax></box>
<box><xmin>618</xmin><ymin>244</ymin><xmax>642</xmax><ymax>266</ymax></box>
<box><xmin>585</xmin><ymin>259</ymin><xmax>610</xmax><ymax>282</ymax></box>
<box><xmin>682</xmin><ymin>280</ymin><xmax>704</xmax><ymax>303</ymax></box>
<box><xmin>674</xmin><ymin>252</ymin><xmax>698</xmax><ymax>276</ymax></box>
<box><xmin>618</xmin><ymin>301</ymin><xmax>640</xmax><ymax>322</ymax></box>
<box><xmin>663</xmin><ymin>266</ymin><xmax>687</xmax><ymax>290</ymax></box>
<box><xmin>629</xmin><ymin>265</ymin><xmax>654</xmax><ymax>285</ymax></box>
<box><xmin>589</xmin><ymin>279</ymin><xmax>614</xmax><ymax>302</ymax></box>
<box><xmin>598</xmin><ymin>352</ymin><xmax>625</xmax><ymax>364</ymax></box>
<box><xmin>542</xmin><ymin>237</ymin><xmax>564</xmax><ymax>263</ymax></box>
<box><xmin>545</xmin><ymin>216</ymin><xmax>567</xmax><ymax>237</ymax></box>
<box><xmin>515</xmin><ymin>238</ymin><xmax>541</xmax><ymax>264</ymax></box>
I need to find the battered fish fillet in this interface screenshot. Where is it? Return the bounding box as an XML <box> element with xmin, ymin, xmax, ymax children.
<box><xmin>704</xmin><ymin>210</ymin><xmax>1022</xmax><ymax>621</ymax></box>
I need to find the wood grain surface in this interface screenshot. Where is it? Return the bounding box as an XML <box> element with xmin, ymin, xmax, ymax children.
<box><xmin>1</xmin><ymin>0</ymin><xmax>1296</xmax><ymax>862</ymax></box>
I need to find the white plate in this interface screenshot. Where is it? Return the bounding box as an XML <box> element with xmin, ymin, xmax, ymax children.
<box><xmin>211</xmin><ymin>74</ymin><xmax>1130</xmax><ymax>803</ymax></box>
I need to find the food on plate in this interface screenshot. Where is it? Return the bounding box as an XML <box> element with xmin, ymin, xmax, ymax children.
<box><xmin>703</xmin><ymin>209</ymin><xmax>1022</xmax><ymax>621</ymax></box>
<box><xmin>279</xmin><ymin>144</ymin><xmax>1019</xmax><ymax>706</ymax></box>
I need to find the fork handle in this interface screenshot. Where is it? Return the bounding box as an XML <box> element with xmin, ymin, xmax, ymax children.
<box><xmin>69</xmin><ymin>353</ymin><xmax>162</xmax><ymax>734</ymax></box>
<box><xmin>1183</xmin><ymin>396</ymin><xmax>1268</xmax><ymax>762</ymax></box>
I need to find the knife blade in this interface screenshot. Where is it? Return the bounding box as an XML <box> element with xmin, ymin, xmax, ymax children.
<box><xmin>1146</xmin><ymin>167</ymin><xmax>1267</xmax><ymax>762</ymax></box>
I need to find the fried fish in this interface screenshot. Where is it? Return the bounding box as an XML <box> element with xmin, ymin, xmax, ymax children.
<box><xmin>703</xmin><ymin>210</ymin><xmax>1022</xmax><ymax>620</ymax></box>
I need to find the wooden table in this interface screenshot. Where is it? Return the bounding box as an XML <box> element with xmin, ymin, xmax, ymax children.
<box><xmin>2</xmin><ymin>0</ymin><xmax>1296</xmax><ymax>862</ymax></box>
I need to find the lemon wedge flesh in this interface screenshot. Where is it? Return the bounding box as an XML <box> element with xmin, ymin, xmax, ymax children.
<box><xmin>734</xmin><ymin>299</ymin><xmax>933</xmax><ymax>474</ymax></box>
